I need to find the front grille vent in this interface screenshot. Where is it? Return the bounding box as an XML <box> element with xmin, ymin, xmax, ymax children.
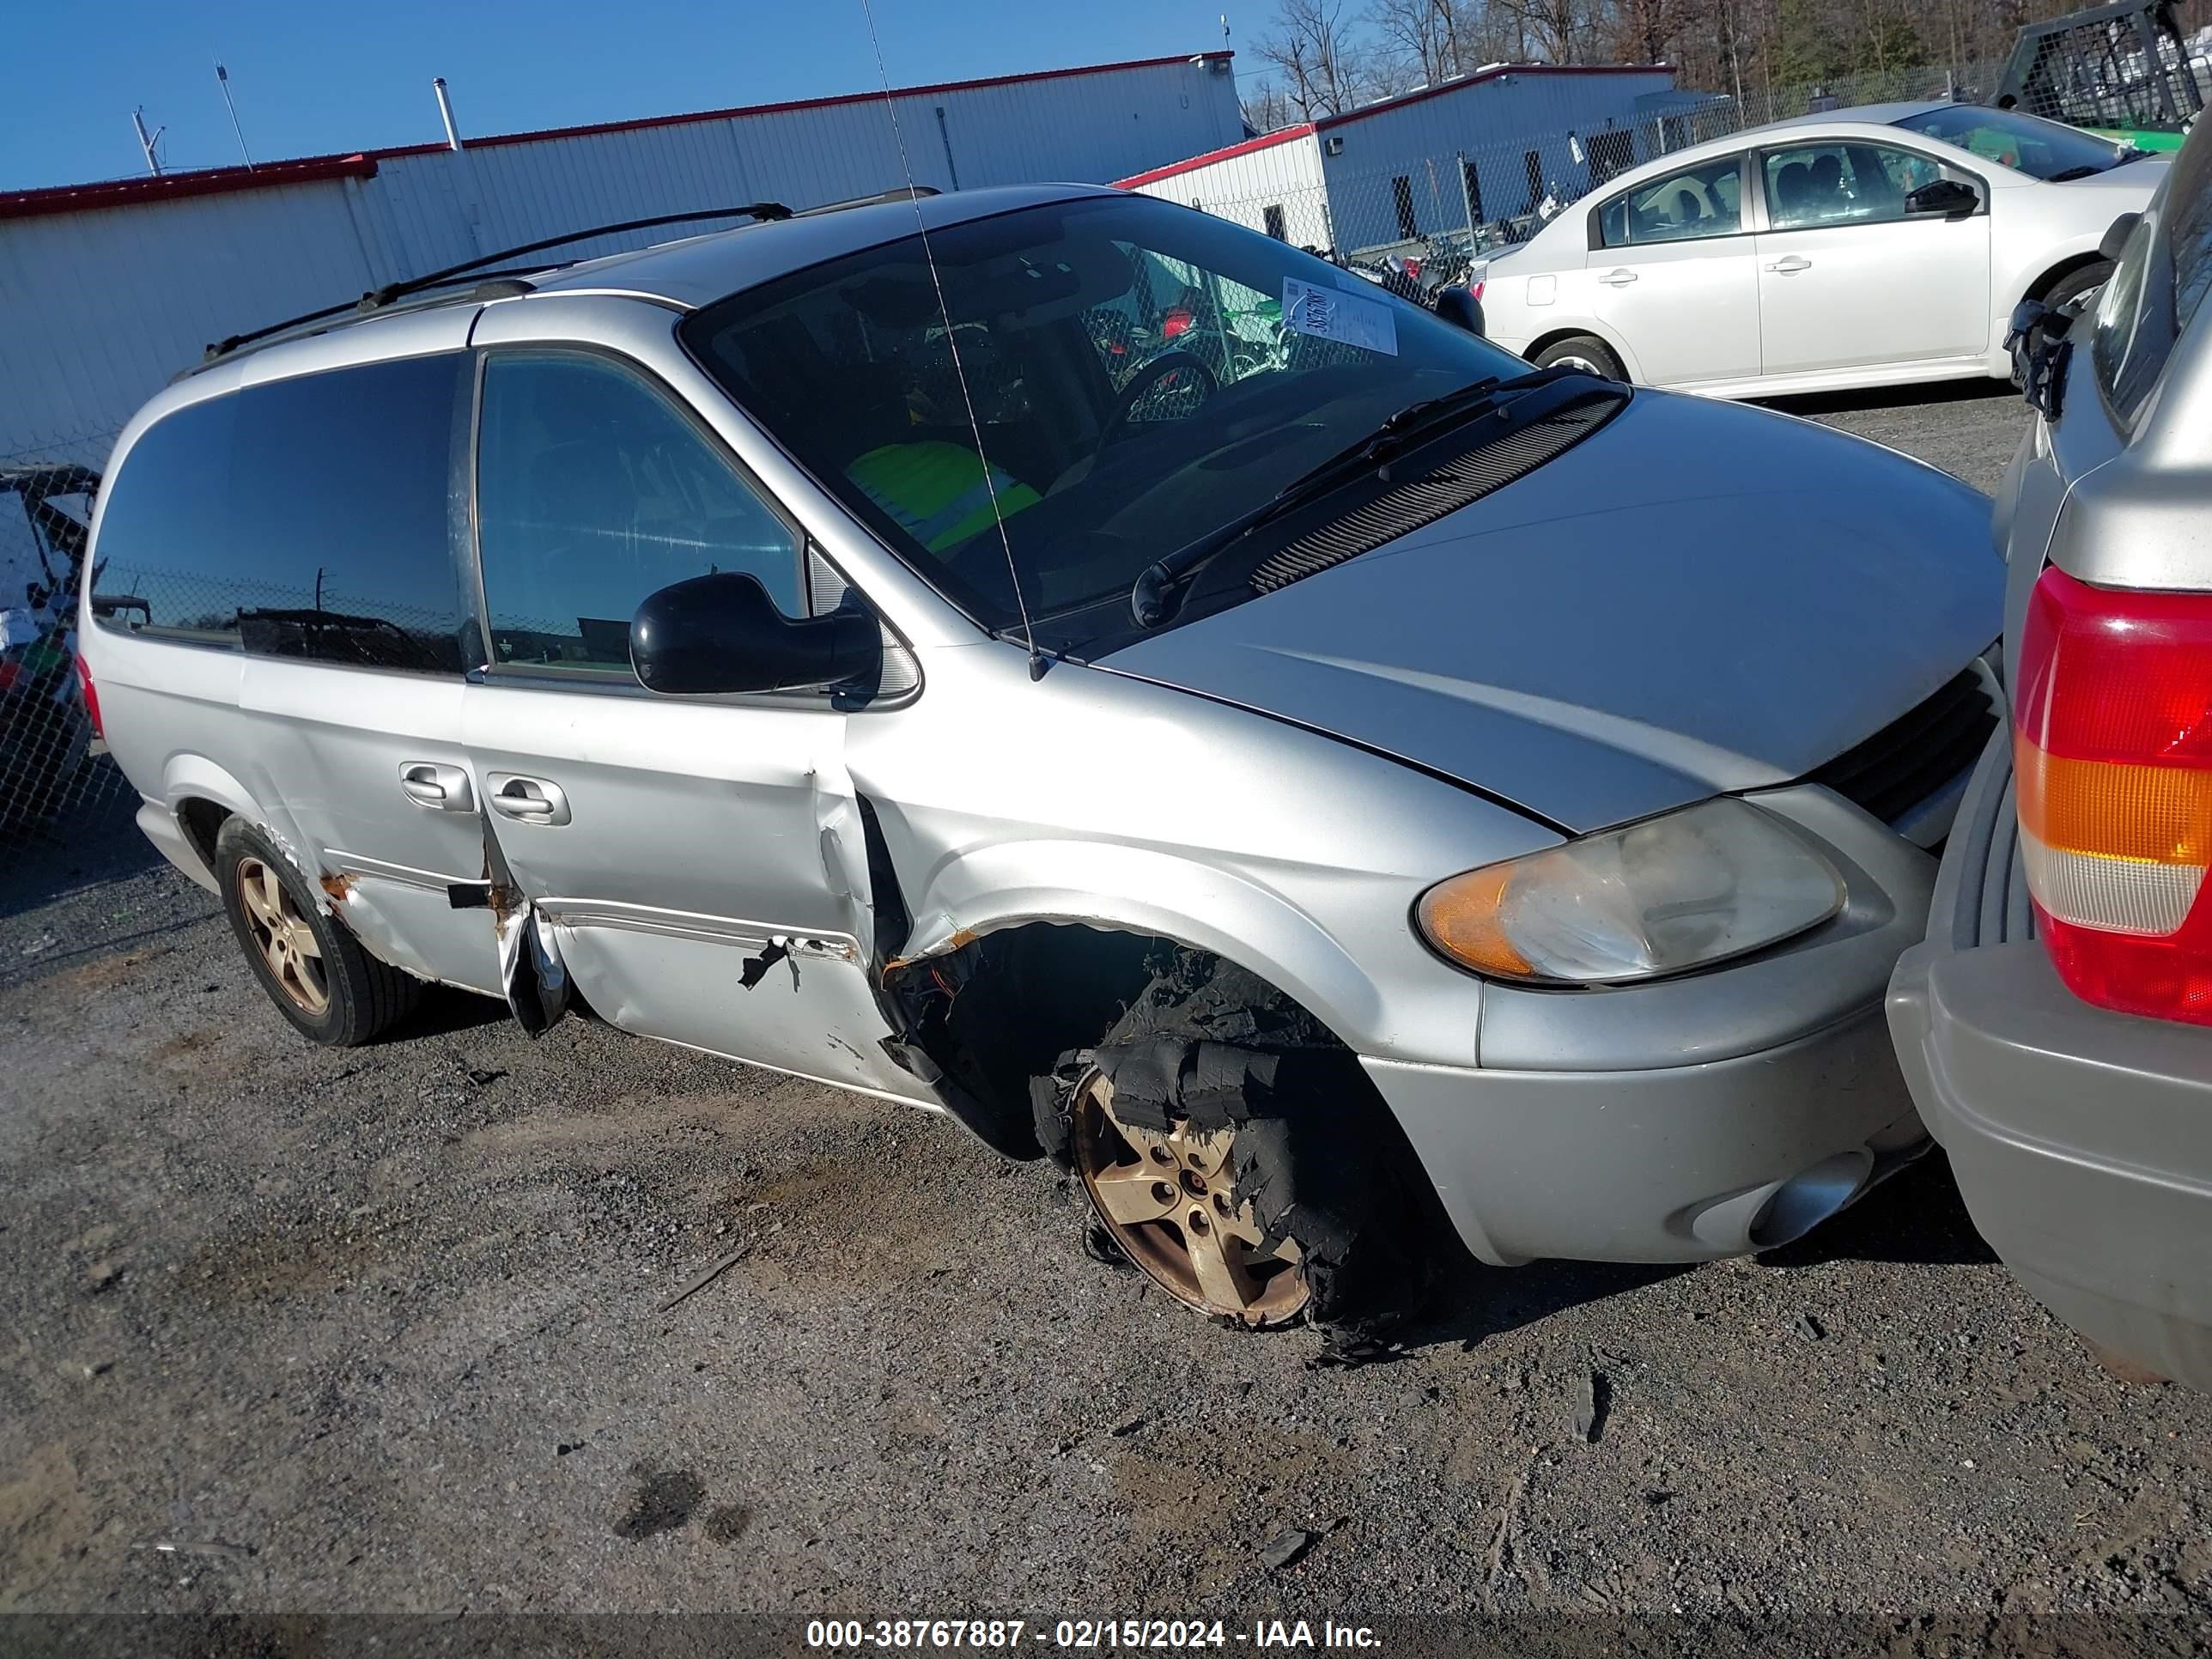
<box><xmin>1809</xmin><ymin>666</ymin><xmax>1997</xmax><ymax>825</ymax></box>
<box><xmin>1248</xmin><ymin>392</ymin><xmax>1624</xmax><ymax>597</ymax></box>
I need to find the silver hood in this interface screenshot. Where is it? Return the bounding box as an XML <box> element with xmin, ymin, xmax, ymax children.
<box><xmin>1100</xmin><ymin>391</ymin><xmax>2004</xmax><ymax>833</ymax></box>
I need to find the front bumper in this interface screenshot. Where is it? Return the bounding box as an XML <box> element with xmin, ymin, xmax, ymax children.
<box><xmin>1366</xmin><ymin>782</ymin><xmax>1934</xmax><ymax>1267</ymax></box>
<box><xmin>1367</xmin><ymin>1010</ymin><xmax>1924</xmax><ymax>1265</ymax></box>
<box><xmin>1888</xmin><ymin>726</ymin><xmax>2212</xmax><ymax>1390</ymax></box>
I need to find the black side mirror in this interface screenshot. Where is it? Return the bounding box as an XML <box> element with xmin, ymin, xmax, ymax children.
<box><xmin>631</xmin><ymin>572</ymin><xmax>879</xmax><ymax>696</ymax></box>
<box><xmin>1905</xmin><ymin>179</ymin><xmax>1979</xmax><ymax>220</ymax></box>
<box><xmin>2100</xmin><ymin>210</ymin><xmax>2141</xmax><ymax>261</ymax></box>
<box><xmin>1434</xmin><ymin>284</ymin><xmax>1486</xmax><ymax>337</ymax></box>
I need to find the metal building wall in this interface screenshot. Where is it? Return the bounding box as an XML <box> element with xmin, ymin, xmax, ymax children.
<box><xmin>1317</xmin><ymin>69</ymin><xmax>1676</xmax><ymax>253</ymax></box>
<box><xmin>0</xmin><ymin>53</ymin><xmax>1243</xmax><ymax>483</ymax></box>
<box><xmin>1119</xmin><ymin>131</ymin><xmax>1330</xmax><ymax>246</ymax></box>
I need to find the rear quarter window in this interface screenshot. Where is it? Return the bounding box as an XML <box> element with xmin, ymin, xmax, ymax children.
<box><xmin>92</xmin><ymin>354</ymin><xmax>471</xmax><ymax>673</ymax></box>
<box><xmin>2094</xmin><ymin>133</ymin><xmax>2212</xmax><ymax>427</ymax></box>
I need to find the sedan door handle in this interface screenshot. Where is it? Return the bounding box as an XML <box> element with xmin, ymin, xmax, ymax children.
<box><xmin>399</xmin><ymin>762</ymin><xmax>475</xmax><ymax>812</ymax></box>
<box><xmin>1597</xmin><ymin>268</ymin><xmax>1639</xmax><ymax>287</ymax></box>
<box><xmin>487</xmin><ymin>773</ymin><xmax>572</xmax><ymax>826</ymax></box>
<box><xmin>1765</xmin><ymin>255</ymin><xmax>1813</xmax><ymax>274</ymax></box>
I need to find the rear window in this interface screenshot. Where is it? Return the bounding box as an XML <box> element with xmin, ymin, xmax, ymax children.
<box><xmin>92</xmin><ymin>355</ymin><xmax>471</xmax><ymax>673</ymax></box>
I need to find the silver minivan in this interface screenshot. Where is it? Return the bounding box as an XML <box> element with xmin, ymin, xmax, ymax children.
<box><xmin>82</xmin><ymin>184</ymin><xmax>2002</xmax><ymax>1330</ymax></box>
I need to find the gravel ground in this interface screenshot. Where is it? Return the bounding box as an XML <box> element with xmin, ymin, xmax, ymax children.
<box><xmin>7</xmin><ymin>386</ymin><xmax>2209</xmax><ymax>1650</ymax></box>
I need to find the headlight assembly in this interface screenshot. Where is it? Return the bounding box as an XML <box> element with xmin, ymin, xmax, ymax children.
<box><xmin>1417</xmin><ymin>798</ymin><xmax>1844</xmax><ymax>986</ymax></box>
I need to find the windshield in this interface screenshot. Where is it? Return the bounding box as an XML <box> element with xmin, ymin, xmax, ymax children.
<box><xmin>680</xmin><ymin>194</ymin><xmax>1524</xmax><ymax>652</ymax></box>
<box><xmin>1893</xmin><ymin>105</ymin><xmax>2129</xmax><ymax>181</ymax></box>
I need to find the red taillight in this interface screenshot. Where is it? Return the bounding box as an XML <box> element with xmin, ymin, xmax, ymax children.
<box><xmin>74</xmin><ymin>651</ymin><xmax>103</xmax><ymax>739</ymax></box>
<box><xmin>2014</xmin><ymin>566</ymin><xmax>2212</xmax><ymax>1024</ymax></box>
<box><xmin>1162</xmin><ymin>306</ymin><xmax>1194</xmax><ymax>339</ymax></box>
<box><xmin>1468</xmin><ymin>279</ymin><xmax>1486</xmax><ymax>304</ymax></box>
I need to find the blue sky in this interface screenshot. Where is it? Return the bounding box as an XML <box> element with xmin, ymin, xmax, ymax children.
<box><xmin>4</xmin><ymin>0</ymin><xmax>1252</xmax><ymax>191</ymax></box>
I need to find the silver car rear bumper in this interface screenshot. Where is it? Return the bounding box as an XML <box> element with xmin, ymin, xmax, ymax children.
<box><xmin>1888</xmin><ymin>726</ymin><xmax>2212</xmax><ymax>1391</ymax></box>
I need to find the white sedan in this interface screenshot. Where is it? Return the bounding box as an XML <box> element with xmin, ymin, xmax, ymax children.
<box><xmin>1474</xmin><ymin>102</ymin><xmax>2167</xmax><ymax>398</ymax></box>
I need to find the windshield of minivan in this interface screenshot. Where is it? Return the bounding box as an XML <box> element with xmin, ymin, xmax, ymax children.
<box><xmin>680</xmin><ymin>195</ymin><xmax>1525</xmax><ymax>651</ymax></box>
<box><xmin>1893</xmin><ymin>105</ymin><xmax>2130</xmax><ymax>180</ymax></box>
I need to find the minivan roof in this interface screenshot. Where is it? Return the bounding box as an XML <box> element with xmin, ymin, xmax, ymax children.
<box><xmin>185</xmin><ymin>182</ymin><xmax>1118</xmax><ymax>380</ymax></box>
<box><xmin>531</xmin><ymin>182</ymin><xmax>1115</xmax><ymax>308</ymax></box>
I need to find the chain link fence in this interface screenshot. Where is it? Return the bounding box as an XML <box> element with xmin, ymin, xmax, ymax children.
<box><xmin>1</xmin><ymin>428</ymin><xmax>132</xmax><ymax>847</ymax></box>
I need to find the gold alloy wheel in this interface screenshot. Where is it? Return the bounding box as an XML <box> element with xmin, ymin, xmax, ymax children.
<box><xmin>235</xmin><ymin>855</ymin><xmax>329</xmax><ymax>1016</ymax></box>
<box><xmin>1072</xmin><ymin>1070</ymin><xmax>1310</xmax><ymax>1326</ymax></box>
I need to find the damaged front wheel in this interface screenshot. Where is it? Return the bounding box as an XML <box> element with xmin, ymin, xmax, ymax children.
<box><xmin>1073</xmin><ymin>1069</ymin><xmax>1311</xmax><ymax>1328</ymax></box>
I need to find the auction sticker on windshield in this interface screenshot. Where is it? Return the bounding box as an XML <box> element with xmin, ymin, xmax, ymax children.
<box><xmin>1283</xmin><ymin>276</ymin><xmax>1398</xmax><ymax>356</ymax></box>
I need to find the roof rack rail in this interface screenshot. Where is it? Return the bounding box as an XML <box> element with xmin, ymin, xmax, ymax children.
<box><xmin>201</xmin><ymin>200</ymin><xmax>798</xmax><ymax>364</ymax></box>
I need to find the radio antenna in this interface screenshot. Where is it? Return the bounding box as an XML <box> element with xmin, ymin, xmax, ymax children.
<box><xmin>856</xmin><ymin>0</ymin><xmax>1048</xmax><ymax>680</ymax></box>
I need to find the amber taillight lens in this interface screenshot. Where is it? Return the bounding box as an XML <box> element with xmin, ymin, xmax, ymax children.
<box><xmin>2014</xmin><ymin>566</ymin><xmax>2212</xmax><ymax>1024</ymax></box>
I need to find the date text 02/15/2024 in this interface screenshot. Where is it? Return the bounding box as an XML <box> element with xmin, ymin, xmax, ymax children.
<box><xmin>805</xmin><ymin>1620</ymin><xmax>1384</xmax><ymax>1649</ymax></box>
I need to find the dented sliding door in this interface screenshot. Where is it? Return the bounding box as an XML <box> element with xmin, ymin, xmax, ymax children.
<box><xmin>459</xmin><ymin>676</ymin><xmax>926</xmax><ymax>1098</ymax></box>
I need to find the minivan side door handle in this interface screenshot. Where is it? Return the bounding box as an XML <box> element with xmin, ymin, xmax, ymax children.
<box><xmin>487</xmin><ymin>773</ymin><xmax>573</xmax><ymax>826</ymax></box>
<box><xmin>1765</xmin><ymin>255</ymin><xmax>1813</xmax><ymax>274</ymax></box>
<box><xmin>1597</xmin><ymin>268</ymin><xmax>1639</xmax><ymax>287</ymax></box>
<box><xmin>399</xmin><ymin>762</ymin><xmax>475</xmax><ymax>812</ymax></box>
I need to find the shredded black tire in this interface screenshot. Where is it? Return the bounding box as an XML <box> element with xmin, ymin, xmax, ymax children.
<box><xmin>1086</xmin><ymin>950</ymin><xmax>1446</xmax><ymax>1334</ymax></box>
<box><xmin>215</xmin><ymin>817</ymin><xmax>422</xmax><ymax>1047</ymax></box>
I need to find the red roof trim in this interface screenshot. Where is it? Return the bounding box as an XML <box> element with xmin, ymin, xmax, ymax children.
<box><xmin>1313</xmin><ymin>61</ymin><xmax>1673</xmax><ymax>131</ymax></box>
<box><xmin>0</xmin><ymin>152</ymin><xmax>378</xmax><ymax>222</ymax></box>
<box><xmin>1112</xmin><ymin>124</ymin><xmax>1316</xmax><ymax>188</ymax></box>
<box><xmin>0</xmin><ymin>51</ymin><xmax>1237</xmax><ymax>219</ymax></box>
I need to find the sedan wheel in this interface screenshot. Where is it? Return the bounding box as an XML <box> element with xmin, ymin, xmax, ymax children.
<box><xmin>235</xmin><ymin>854</ymin><xmax>329</xmax><ymax>1016</ymax></box>
<box><xmin>1071</xmin><ymin>1069</ymin><xmax>1310</xmax><ymax>1327</ymax></box>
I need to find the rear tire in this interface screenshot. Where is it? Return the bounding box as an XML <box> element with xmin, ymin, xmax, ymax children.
<box><xmin>216</xmin><ymin>817</ymin><xmax>420</xmax><ymax>1046</ymax></box>
<box><xmin>2039</xmin><ymin>260</ymin><xmax>2113</xmax><ymax>315</ymax></box>
<box><xmin>1532</xmin><ymin>333</ymin><xmax>1626</xmax><ymax>381</ymax></box>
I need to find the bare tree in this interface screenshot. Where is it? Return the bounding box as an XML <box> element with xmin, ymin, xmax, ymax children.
<box><xmin>1240</xmin><ymin>80</ymin><xmax>1301</xmax><ymax>131</ymax></box>
<box><xmin>1367</xmin><ymin>0</ymin><xmax>1474</xmax><ymax>83</ymax></box>
<box><xmin>1253</xmin><ymin>0</ymin><xmax>1370</xmax><ymax>117</ymax></box>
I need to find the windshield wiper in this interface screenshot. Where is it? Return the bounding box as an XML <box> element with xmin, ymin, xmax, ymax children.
<box><xmin>2045</xmin><ymin>164</ymin><xmax>2106</xmax><ymax>182</ymax></box>
<box><xmin>1128</xmin><ymin>365</ymin><xmax>1592</xmax><ymax>627</ymax></box>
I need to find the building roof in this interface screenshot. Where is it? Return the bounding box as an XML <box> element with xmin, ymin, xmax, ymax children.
<box><xmin>0</xmin><ymin>51</ymin><xmax>1235</xmax><ymax>223</ymax></box>
<box><xmin>1113</xmin><ymin>61</ymin><xmax>1673</xmax><ymax>188</ymax></box>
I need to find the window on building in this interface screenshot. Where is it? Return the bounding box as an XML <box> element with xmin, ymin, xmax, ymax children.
<box><xmin>1263</xmin><ymin>204</ymin><xmax>1288</xmax><ymax>241</ymax></box>
<box><xmin>91</xmin><ymin>356</ymin><xmax>471</xmax><ymax>674</ymax></box>
<box><xmin>1460</xmin><ymin>157</ymin><xmax>1484</xmax><ymax>227</ymax></box>
<box><xmin>474</xmin><ymin>353</ymin><xmax>803</xmax><ymax>674</ymax></box>
<box><xmin>1391</xmin><ymin>175</ymin><xmax>1418</xmax><ymax>241</ymax></box>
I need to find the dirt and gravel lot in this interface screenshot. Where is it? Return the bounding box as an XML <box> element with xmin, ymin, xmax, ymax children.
<box><xmin>5</xmin><ymin>382</ymin><xmax>2208</xmax><ymax>1651</ymax></box>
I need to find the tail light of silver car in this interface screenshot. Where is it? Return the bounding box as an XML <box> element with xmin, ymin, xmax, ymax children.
<box><xmin>2014</xmin><ymin>566</ymin><xmax>2212</xmax><ymax>1025</ymax></box>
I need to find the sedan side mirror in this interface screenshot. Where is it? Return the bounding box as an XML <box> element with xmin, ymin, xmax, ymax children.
<box><xmin>1905</xmin><ymin>179</ymin><xmax>1980</xmax><ymax>220</ymax></box>
<box><xmin>2100</xmin><ymin>210</ymin><xmax>2141</xmax><ymax>261</ymax></box>
<box><xmin>631</xmin><ymin>571</ymin><xmax>880</xmax><ymax>696</ymax></box>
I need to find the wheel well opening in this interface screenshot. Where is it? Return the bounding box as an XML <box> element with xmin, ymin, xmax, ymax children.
<box><xmin>2027</xmin><ymin>252</ymin><xmax>2108</xmax><ymax>305</ymax></box>
<box><xmin>175</xmin><ymin>797</ymin><xmax>229</xmax><ymax>872</ymax></box>
<box><xmin>1525</xmin><ymin>326</ymin><xmax>1606</xmax><ymax>362</ymax></box>
<box><xmin>884</xmin><ymin>925</ymin><xmax>1351</xmax><ymax>1158</ymax></box>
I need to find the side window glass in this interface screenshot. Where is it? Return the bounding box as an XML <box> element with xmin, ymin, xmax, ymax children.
<box><xmin>1600</xmin><ymin>157</ymin><xmax>1741</xmax><ymax>247</ymax></box>
<box><xmin>1765</xmin><ymin>143</ymin><xmax>1942</xmax><ymax>230</ymax></box>
<box><xmin>92</xmin><ymin>356</ymin><xmax>470</xmax><ymax>674</ymax></box>
<box><xmin>475</xmin><ymin>355</ymin><xmax>803</xmax><ymax>673</ymax></box>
